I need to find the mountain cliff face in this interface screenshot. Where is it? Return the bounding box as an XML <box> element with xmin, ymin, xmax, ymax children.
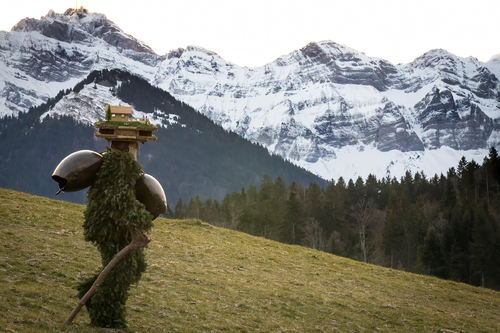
<box><xmin>1</xmin><ymin>8</ymin><xmax>500</xmax><ymax>182</ymax></box>
<box><xmin>152</xmin><ymin>43</ymin><xmax>500</xmax><ymax>180</ymax></box>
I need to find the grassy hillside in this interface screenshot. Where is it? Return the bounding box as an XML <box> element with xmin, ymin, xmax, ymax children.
<box><xmin>1</xmin><ymin>187</ymin><xmax>499</xmax><ymax>332</ymax></box>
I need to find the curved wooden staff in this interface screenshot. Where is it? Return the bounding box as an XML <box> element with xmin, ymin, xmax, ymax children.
<box><xmin>65</xmin><ymin>224</ymin><xmax>151</xmax><ymax>324</ymax></box>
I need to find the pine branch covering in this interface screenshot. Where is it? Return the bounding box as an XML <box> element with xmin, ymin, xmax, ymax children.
<box><xmin>76</xmin><ymin>149</ymin><xmax>153</xmax><ymax>328</ymax></box>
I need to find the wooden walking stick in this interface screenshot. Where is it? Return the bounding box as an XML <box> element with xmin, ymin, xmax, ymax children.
<box><xmin>66</xmin><ymin>224</ymin><xmax>151</xmax><ymax>324</ymax></box>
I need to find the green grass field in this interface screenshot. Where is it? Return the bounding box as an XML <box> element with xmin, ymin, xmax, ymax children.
<box><xmin>1</xmin><ymin>187</ymin><xmax>499</xmax><ymax>332</ymax></box>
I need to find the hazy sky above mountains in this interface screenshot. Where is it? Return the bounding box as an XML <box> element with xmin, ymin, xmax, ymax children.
<box><xmin>2</xmin><ymin>0</ymin><xmax>498</xmax><ymax>67</ymax></box>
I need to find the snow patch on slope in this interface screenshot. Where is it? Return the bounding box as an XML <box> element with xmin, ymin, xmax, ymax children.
<box><xmin>39</xmin><ymin>83</ymin><xmax>175</xmax><ymax>128</ymax></box>
<box><xmin>298</xmin><ymin>145</ymin><xmax>488</xmax><ymax>181</ymax></box>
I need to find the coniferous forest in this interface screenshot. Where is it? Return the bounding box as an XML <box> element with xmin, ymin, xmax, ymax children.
<box><xmin>175</xmin><ymin>150</ymin><xmax>500</xmax><ymax>290</ymax></box>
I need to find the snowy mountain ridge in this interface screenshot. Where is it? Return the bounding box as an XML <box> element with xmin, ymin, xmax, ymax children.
<box><xmin>1</xmin><ymin>8</ymin><xmax>500</xmax><ymax>182</ymax></box>
<box><xmin>151</xmin><ymin>42</ymin><xmax>500</xmax><ymax>180</ymax></box>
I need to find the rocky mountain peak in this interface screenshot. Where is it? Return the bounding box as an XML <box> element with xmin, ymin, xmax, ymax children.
<box><xmin>298</xmin><ymin>41</ymin><xmax>367</xmax><ymax>63</ymax></box>
<box><xmin>301</xmin><ymin>40</ymin><xmax>340</xmax><ymax>54</ymax></box>
<box><xmin>11</xmin><ymin>8</ymin><xmax>154</xmax><ymax>54</ymax></box>
<box><xmin>489</xmin><ymin>53</ymin><xmax>500</xmax><ymax>62</ymax></box>
<box><xmin>185</xmin><ymin>45</ymin><xmax>218</xmax><ymax>56</ymax></box>
<box><xmin>405</xmin><ymin>48</ymin><xmax>499</xmax><ymax>99</ymax></box>
<box><xmin>411</xmin><ymin>49</ymin><xmax>470</xmax><ymax>72</ymax></box>
<box><xmin>165</xmin><ymin>46</ymin><xmax>221</xmax><ymax>62</ymax></box>
<box><xmin>167</xmin><ymin>48</ymin><xmax>185</xmax><ymax>59</ymax></box>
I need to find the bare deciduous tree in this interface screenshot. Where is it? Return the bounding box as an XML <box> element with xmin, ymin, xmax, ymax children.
<box><xmin>351</xmin><ymin>198</ymin><xmax>378</xmax><ymax>263</ymax></box>
<box><xmin>302</xmin><ymin>217</ymin><xmax>327</xmax><ymax>251</ymax></box>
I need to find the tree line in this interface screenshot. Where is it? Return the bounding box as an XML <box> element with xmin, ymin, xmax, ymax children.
<box><xmin>172</xmin><ymin>148</ymin><xmax>500</xmax><ymax>290</ymax></box>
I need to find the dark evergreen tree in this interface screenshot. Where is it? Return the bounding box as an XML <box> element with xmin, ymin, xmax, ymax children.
<box><xmin>174</xmin><ymin>198</ymin><xmax>187</xmax><ymax>219</ymax></box>
<box><xmin>488</xmin><ymin>146</ymin><xmax>500</xmax><ymax>181</ymax></box>
<box><xmin>457</xmin><ymin>159</ymin><xmax>480</xmax><ymax>203</ymax></box>
<box><xmin>346</xmin><ymin>178</ymin><xmax>356</xmax><ymax>206</ymax></box>
<box><xmin>305</xmin><ymin>182</ymin><xmax>324</xmax><ymax>222</ymax></box>
<box><xmin>282</xmin><ymin>183</ymin><xmax>304</xmax><ymax>244</ymax></box>
<box><xmin>420</xmin><ymin>226</ymin><xmax>449</xmax><ymax>279</ymax></box>
<box><xmin>443</xmin><ymin>205</ymin><xmax>473</xmax><ymax>284</ymax></box>
<box><xmin>401</xmin><ymin>171</ymin><xmax>415</xmax><ymax>203</ymax></box>
<box><xmin>259</xmin><ymin>174</ymin><xmax>273</xmax><ymax>201</ymax></box>
<box><xmin>443</xmin><ymin>169</ymin><xmax>458</xmax><ymax>209</ymax></box>
<box><xmin>200</xmin><ymin>198</ymin><xmax>219</xmax><ymax>224</ymax></box>
<box><xmin>186</xmin><ymin>196</ymin><xmax>203</xmax><ymax>219</ymax></box>
<box><xmin>364</xmin><ymin>174</ymin><xmax>380</xmax><ymax>207</ymax></box>
<box><xmin>383</xmin><ymin>190</ymin><xmax>407</xmax><ymax>268</ymax></box>
<box><xmin>414</xmin><ymin>172</ymin><xmax>429</xmax><ymax>201</ymax></box>
<box><xmin>469</xmin><ymin>203</ymin><xmax>500</xmax><ymax>288</ymax></box>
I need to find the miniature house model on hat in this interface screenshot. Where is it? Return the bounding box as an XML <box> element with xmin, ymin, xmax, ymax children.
<box><xmin>108</xmin><ymin>105</ymin><xmax>132</xmax><ymax>121</ymax></box>
<box><xmin>94</xmin><ymin>105</ymin><xmax>158</xmax><ymax>160</ymax></box>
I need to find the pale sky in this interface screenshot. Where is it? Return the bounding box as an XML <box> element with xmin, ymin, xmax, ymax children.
<box><xmin>1</xmin><ymin>0</ymin><xmax>498</xmax><ymax>67</ymax></box>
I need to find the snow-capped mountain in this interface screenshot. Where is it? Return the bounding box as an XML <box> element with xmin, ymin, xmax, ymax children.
<box><xmin>1</xmin><ymin>8</ymin><xmax>500</xmax><ymax>182</ymax></box>
<box><xmin>0</xmin><ymin>8</ymin><xmax>159</xmax><ymax>117</ymax></box>
<box><xmin>152</xmin><ymin>43</ymin><xmax>500</xmax><ymax>180</ymax></box>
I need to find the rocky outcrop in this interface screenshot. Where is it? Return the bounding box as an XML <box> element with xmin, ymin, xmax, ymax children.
<box><xmin>376</xmin><ymin>103</ymin><xmax>424</xmax><ymax>152</ymax></box>
<box><xmin>12</xmin><ymin>9</ymin><xmax>154</xmax><ymax>54</ymax></box>
<box><xmin>297</xmin><ymin>41</ymin><xmax>399</xmax><ymax>91</ymax></box>
<box><xmin>413</xmin><ymin>87</ymin><xmax>494</xmax><ymax>150</ymax></box>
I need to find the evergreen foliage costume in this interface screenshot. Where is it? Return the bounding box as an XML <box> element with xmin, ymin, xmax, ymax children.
<box><xmin>77</xmin><ymin>149</ymin><xmax>153</xmax><ymax>328</ymax></box>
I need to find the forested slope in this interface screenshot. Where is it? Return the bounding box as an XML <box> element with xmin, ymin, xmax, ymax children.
<box><xmin>176</xmin><ymin>150</ymin><xmax>500</xmax><ymax>289</ymax></box>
